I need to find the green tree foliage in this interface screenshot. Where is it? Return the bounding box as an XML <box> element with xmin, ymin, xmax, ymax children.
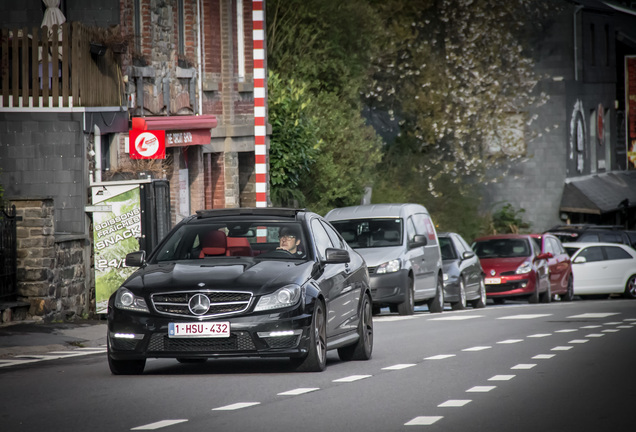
<box><xmin>268</xmin><ymin>72</ymin><xmax>320</xmax><ymax>207</ymax></box>
<box><xmin>488</xmin><ymin>202</ymin><xmax>531</xmax><ymax>234</ymax></box>
<box><xmin>266</xmin><ymin>0</ymin><xmax>384</xmax><ymax>212</ymax></box>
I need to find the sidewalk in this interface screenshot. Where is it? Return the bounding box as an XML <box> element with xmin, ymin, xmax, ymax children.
<box><xmin>0</xmin><ymin>318</ymin><xmax>108</xmax><ymax>359</ymax></box>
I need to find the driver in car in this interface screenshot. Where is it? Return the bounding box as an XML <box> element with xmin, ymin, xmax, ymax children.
<box><xmin>277</xmin><ymin>226</ymin><xmax>303</xmax><ymax>257</ymax></box>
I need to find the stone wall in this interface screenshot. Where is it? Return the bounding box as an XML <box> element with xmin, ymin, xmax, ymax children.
<box><xmin>14</xmin><ymin>199</ymin><xmax>92</xmax><ymax>322</ymax></box>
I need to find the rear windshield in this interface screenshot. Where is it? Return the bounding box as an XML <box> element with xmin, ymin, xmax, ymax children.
<box><xmin>330</xmin><ymin>218</ymin><xmax>403</xmax><ymax>249</ymax></box>
<box><xmin>473</xmin><ymin>238</ymin><xmax>531</xmax><ymax>258</ymax></box>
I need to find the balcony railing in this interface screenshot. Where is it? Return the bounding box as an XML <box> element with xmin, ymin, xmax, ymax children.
<box><xmin>1</xmin><ymin>22</ymin><xmax>123</xmax><ymax>109</ymax></box>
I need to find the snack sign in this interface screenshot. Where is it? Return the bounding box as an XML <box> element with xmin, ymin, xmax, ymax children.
<box><xmin>129</xmin><ymin>129</ymin><xmax>166</xmax><ymax>159</ymax></box>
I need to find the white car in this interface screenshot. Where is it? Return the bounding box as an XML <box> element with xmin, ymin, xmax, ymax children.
<box><xmin>562</xmin><ymin>242</ymin><xmax>636</xmax><ymax>298</ymax></box>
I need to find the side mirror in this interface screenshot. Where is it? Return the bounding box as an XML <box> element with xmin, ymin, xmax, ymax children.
<box><xmin>409</xmin><ymin>234</ymin><xmax>428</xmax><ymax>249</ymax></box>
<box><xmin>323</xmin><ymin>248</ymin><xmax>350</xmax><ymax>264</ymax></box>
<box><xmin>462</xmin><ymin>251</ymin><xmax>475</xmax><ymax>260</ymax></box>
<box><xmin>125</xmin><ymin>251</ymin><xmax>146</xmax><ymax>267</ymax></box>
<box><xmin>573</xmin><ymin>256</ymin><xmax>587</xmax><ymax>264</ymax></box>
<box><xmin>535</xmin><ymin>252</ymin><xmax>551</xmax><ymax>261</ymax></box>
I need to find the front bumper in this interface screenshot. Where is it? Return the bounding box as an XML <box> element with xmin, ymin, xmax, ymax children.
<box><xmin>368</xmin><ymin>269</ymin><xmax>409</xmax><ymax>306</ymax></box>
<box><xmin>107</xmin><ymin>304</ymin><xmax>313</xmax><ymax>360</ymax></box>
<box><xmin>485</xmin><ymin>273</ymin><xmax>537</xmax><ymax>299</ymax></box>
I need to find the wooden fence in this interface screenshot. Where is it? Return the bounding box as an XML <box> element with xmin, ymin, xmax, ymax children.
<box><xmin>0</xmin><ymin>22</ymin><xmax>123</xmax><ymax>108</ymax></box>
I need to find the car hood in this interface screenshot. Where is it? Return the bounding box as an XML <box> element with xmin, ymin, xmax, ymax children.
<box><xmin>354</xmin><ymin>246</ymin><xmax>403</xmax><ymax>267</ymax></box>
<box><xmin>123</xmin><ymin>259</ymin><xmax>313</xmax><ymax>294</ymax></box>
<box><xmin>478</xmin><ymin>257</ymin><xmax>529</xmax><ymax>274</ymax></box>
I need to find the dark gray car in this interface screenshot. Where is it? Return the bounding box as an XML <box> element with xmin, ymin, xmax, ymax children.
<box><xmin>439</xmin><ymin>232</ymin><xmax>486</xmax><ymax>310</ymax></box>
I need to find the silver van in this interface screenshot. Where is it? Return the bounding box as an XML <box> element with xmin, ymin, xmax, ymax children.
<box><xmin>325</xmin><ymin>203</ymin><xmax>444</xmax><ymax>315</ymax></box>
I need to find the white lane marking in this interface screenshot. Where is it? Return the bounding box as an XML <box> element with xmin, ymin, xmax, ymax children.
<box><xmin>585</xmin><ymin>333</ymin><xmax>605</xmax><ymax>338</ymax></box>
<box><xmin>568</xmin><ymin>339</ymin><xmax>589</xmax><ymax>344</ymax></box>
<box><xmin>498</xmin><ymin>314</ymin><xmax>552</xmax><ymax>320</ymax></box>
<box><xmin>467</xmin><ymin>386</ymin><xmax>496</xmax><ymax>392</ymax></box>
<box><xmin>462</xmin><ymin>346</ymin><xmax>491</xmax><ymax>352</ymax></box>
<box><xmin>405</xmin><ymin>416</ymin><xmax>443</xmax><ymax>426</ymax></box>
<box><xmin>0</xmin><ymin>359</ymin><xmax>40</xmax><ymax>367</ymax></box>
<box><xmin>511</xmin><ymin>364</ymin><xmax>536</xmax><ymax>370</ymax></box>
<box><xmin>429</xmin><ymin>315</ymin><xmax>483</xmax><ymax>321</ymax></box>
<box><xmin>382</xmin><ymin>364</ymin><xmax>416</xmax><ymax>370</ymax></box>
<box><xmin>212</xmin><ymin>402</ymin><xmax>260</xmax><ymax>411</ymax></box>
<box><xmin>374</xmin><ymin>316</ymin><xmax>418</xmax><ymax>322</ymax></box>
<box><xmin>333</xmin><ymin>375</ymin><xmax>372</xmax><ymax>383</ymax></box>
<box><xmin>278</xmin><ymin>388</ymin><xmax>319</xmax><ymax>396</ymax></box>
<box><xmin>617</xmin><ymin>325</ymin><xmax>633</xmax><ymax>329</ymax></box>
<box><xmin>603</xmin><ymin>322</ymin><xmax>622</xmax><ymax>325</ymax></box>
<box><xmin>527</xmin><ymin>333</ymin><xmax>552</xmax><ymax>338</ymax></box>
<box><xmin>551</xmin><ymin>346</ymin><xmax>573</xmax><ymax>351</ymax></box>
<box><xmin>581</xmin><ymin>325</ymin><xmax>602</xmax><ymax>329</ymax></box>
<box><xmin>497</xmin><ymin>339</ymin><xmax>523</xmax><ymax>344</ymax></box>
<box><xmin>555</xmin><ymin>329</ymin><xmax>578</xmax><ymax>333</ymax></box>
<box><xmin>438</xmin><ymin>400</ymin><xmax>472</xmax><ymax>407</ymax></box>
<box><xmin>533</xmin><ymin>354</ymin><xmax>556</xmax><ymax>359</ymax></box>
<box><xmin>568</xmin><ymin>313</ymin><xmax>619</xmax><ymax>318</ymax></box>
<box><xmin>624</xmin><ymin>318</ymin><xmax>636</xmax><ymax>322</ymax></box>
<box><xmin>602</xmin><ymin>329</ymin><xmax>619</xmax><ymax>333</ymax></box>
<box><xmin>424</xmin><ymin>354</ymin><xmax>456</xmax><ymax>360</ymax></box>
<box><xmin>489</xmin><ymin>375</ymin><xmax>515</xmax><ymax>381</ymax></box>
<box><xmin>131</xmin><ymin>420</ymin><xmax>188</xmax><ymax>430</ymax></box>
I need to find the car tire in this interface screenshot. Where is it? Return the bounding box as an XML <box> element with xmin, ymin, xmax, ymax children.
<box><xmin>397</xmin><ymin>277</ymin><xmax>415</xmax><ymax>316</ymax></box>
<box><xmin>623</xmin><ymin>274</ymin><xmax>636</xmax><ymax>299</ymax></box>
<box><xmin>470</xmin><ymin>277</ymin><xmax>487</xmax><ymax>309</ymax></box>
<box><xmin>292</xmin><ymin>299</ymin><xmax>327</xmax><ymax>372</ymax></box>
<box><xmin>561</xmin><ymin>276</ymin><xmax>574</xmax><ymax>302</ymax></box>
<box><xmin>427</xmin><ymin>275</ymin><xmax>444</xmax><ymax>313</ymax></box>
<box><xmin>107</xmin><ymin>340</ymin><xmax>146</xmax><ymax>375</ymax></box>
<box><xmin>540</xmin><ymin>281</ymin><xmax>551</xmax><ymax>303</ymax></box>
<box><xmin>338</xmin><ymin>293</ymin><xmax>373</xmax><ymax>361</ymax></box>
<box><xmin>451</xmin><ymin>277</ymin><xmax>467</xmax><ymax>310</ymax></box>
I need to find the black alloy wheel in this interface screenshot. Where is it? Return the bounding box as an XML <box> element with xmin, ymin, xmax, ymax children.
<box><xmin>338</xmin><ymin>293</ymin><xmax>373</xmax><ymax>361</ymax></box>
<box><xmin>292</xmin><ymin>300</ymin><xmax>327</xmax><ymax>372</ymax></box>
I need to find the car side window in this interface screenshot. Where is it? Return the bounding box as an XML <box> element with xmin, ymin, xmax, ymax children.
<box><xmin>599</xmin><ymin>232</ymin><xmax>621</xmax><ymax>243</ymax></box>
<box><xmin>579</xmin><ymin>233</ymin><xmax>600</xmax><ymax>242</ymax></box>
<box><xmin>457</xmin><ymin>235</ymin><xmax>472</xmax><ymax>253</ymax></box>
<box><xmin>604</xmin><ymin>246</ymin><xmax>632</xmax><ymax>260</ymax></box>
<box><xmin>311</xmin><ymin>219</ymin><xmax>335</xmax><ymax>261</ymax></box>
<box><xmin>321</xmin><ymin>220</ymin><xmax>346</xmax><ymax>249</ymax></box>
<box><xmin>578</xmin><ymin>246</ymin><xmax>604</xmax><ymax>262</ymax></box>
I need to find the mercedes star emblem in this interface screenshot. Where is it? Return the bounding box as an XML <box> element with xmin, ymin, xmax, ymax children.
<box><xmin>490</xmin><ymin>269</ymin><xmax>496</xmax><ymax>276</ymax></box>
<box><xmin>188</xmin><ymin>293</ymin><xmax>211</xmax><ymax>315</ymax></box>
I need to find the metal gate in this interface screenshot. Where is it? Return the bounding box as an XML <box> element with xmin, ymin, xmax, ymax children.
<box><xmin>0</xmin><ymin>204</ymin><xmax>17</xmax><ymax>301</ymax></box>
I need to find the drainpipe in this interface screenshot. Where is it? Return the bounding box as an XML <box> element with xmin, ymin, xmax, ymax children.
<box><xmin>94</xmin><ymin>124</ymin><xmax>102</xmax><ymax>183</ymax></box>
<box><xmin>196</xmin><ymin>0</ymin><xmax>203</xmax><ymax>115</ymax></box>
<box><xmin>574</xmin><ymin>5</ymin><xmax>584</xmax><ymax>81</ymax></box>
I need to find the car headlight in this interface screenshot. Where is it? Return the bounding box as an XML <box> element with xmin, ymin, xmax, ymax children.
<box><xmin>443</xmin><ymin>273</ymin><xmax>449</xmax><ymax>281</ymax></box>
<box><xmin>516</xmin><ymin>261</ymin><xmax>532</xmax><ymax>275</ymax></box>
<box><xmin>376</xmin><ymin>259</ymin><xmax>401</xmax><ymax>274</ymax></box>
<box><xmin>254</xmin><ymin>284</ymin><xmax>301</xmax><ymax>311</ymax></box>
<box><xmin>115</xmin><ymin>287</ymin><xmax>149</xmax><ymax>313</ymax></box>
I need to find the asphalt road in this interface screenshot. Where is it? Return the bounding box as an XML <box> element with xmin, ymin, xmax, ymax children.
<box><xmin>1</xmin><ymin>299</ymin><xmax>634</xmax><ymax>432</ymax></box>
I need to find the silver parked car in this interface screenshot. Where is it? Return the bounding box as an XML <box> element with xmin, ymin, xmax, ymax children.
<box><xmin>325</xmin><ymin>204</ymin><xmax>444</xmax><ymax>315</ymax></box>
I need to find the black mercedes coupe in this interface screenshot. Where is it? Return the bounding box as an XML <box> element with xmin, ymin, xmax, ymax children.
<box><xmin>107</xmin><ymin>208</ymin><xmax>373</xmax><ymax>374</ymax></box>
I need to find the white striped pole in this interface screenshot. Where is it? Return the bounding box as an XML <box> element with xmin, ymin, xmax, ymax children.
<box><xmin>253</xmin><ymin>0</ymin><xmax>267</xmax><ymax>208</ymax></box>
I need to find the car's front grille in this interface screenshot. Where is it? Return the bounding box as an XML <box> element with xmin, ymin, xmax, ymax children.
<box><xmin>263</xmin><ymin>335</ymin><xmax>300</xmax><ymax>349</ymax></box>
<box><xmin>151</xmin><ymin>290</ymin><xmax>253</xmax><ymax>318</ymax></box>
<box><xmin>112</xmin><ymin>339</ymin><xmax>139</xmax><ymax>351</ymax></box>
<box><xmin>148</xmin><ymin>332</ymin><xmax>256</xmax><ymax>352</ymax></box>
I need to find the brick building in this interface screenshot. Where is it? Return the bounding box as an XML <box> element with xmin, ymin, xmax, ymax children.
<box><xmin>0</xmin><ymin>0</ymin><xmax>268</xmax><ymax>321</ymax></box>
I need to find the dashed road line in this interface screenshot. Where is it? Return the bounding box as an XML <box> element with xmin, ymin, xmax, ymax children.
<box><xmin>511</xmin><ymin>364</ymin><xmax>536</xmax><ymax>370</ymax></box>
<box><xmin>405</xmin><ymin>416</ymin><xmax>443</xmax><ymax>426</ymax></box>
<box><xmin>527</xmin><ymin>333</ymin><xmax>552</xmax><ymax>338</ymax></box>
<box><xmin>131</xmin><ymin>420</ymin><xmax>188</xmax><ymax>430</ymax></box>
<box><xmin>498</xmin><ymin>314</ymin><xmax>552</xmax><ymax>320</ymax></box>
<box><xmin>497</xmin><ymin>339</ymin><xmax>523</xmax><ymax>344</ymax></box>
<box><xmin>555</xmin><ymin>329</ymin><xmax>578</xmax><ymax>333</ymax></box>
<box><xmin>585</xmin><ymin>333</ymin><xmax>605</xmax><ymax>337</ymax></box>
<box><xmin>424</xmin><ymin>354</ymin><xmax>455</xmax><ymax>360</ymax></box>
<box><xmin>277</xmin><ymin>388</ymin><xmax>319</xmax><ymax>396</ymax></box>
<box><xmin>568</xmin><ymin>313</ymin><xmax>620</xmax><ymax>318</ymax></box>
<box><xmin>532</xmin><ymin>354</ymin><xmax>556</xmax><ymax>359</ymax></box>
<box><xmin>467</xmin><ymin>386</ymin><xmax>496</xmax><ymax>392</ymax></box>
<box><xmin>333</xmin><ymin>375</ymin><xmax>371</xmax><ymax>383</ymax></box>
<box><xmin>568</xmin><ymin>339</ymin><xmax>589</xmax><ymax>344</ymax></box>
<box><xmin>438</xmin><ymin>399</ymin><xmax>471</xmax><ymax>407</ymax></box>
<box><xmin>462</xmin><ymin>346</ymin><xmax>491</xmax><ymax>352</ymax></box>
<box><xmin>489</xmin><ymin>375</ymin><xmax>515</xmax><ymax>381</ymax></box>
<box><xmin>212</xmin><ymin>402</ymin><xmax>260</xmax><ymax>411</ymax></box>
<box><xmin>382</xmin><ymin>363</ymin><xmax>416</xmax><ymax>370</ymax></box>
<box><xmin>551</xmin><ymin>346</ymin><xmax>573</xmax><ymax>351</ymax></box>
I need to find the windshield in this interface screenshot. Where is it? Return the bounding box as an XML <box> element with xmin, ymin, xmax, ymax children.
<box><xmin>152</xmin><ymin>221</ymin><xmax>309</xmax><ymax>262</ymax></box>
<box><xmin>473</xmin><ymin>238</ymin><xmax>531</xmax><ymax>259</ymax></box>
<box><xmin>331</xmin><ymin>218</ymin><xmax>403</xmax><ymax>248</ymax></box>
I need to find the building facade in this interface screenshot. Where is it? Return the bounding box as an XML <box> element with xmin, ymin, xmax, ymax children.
<box><xmin>0</xmin><ymin>0</ymin><xmax>268</xmax><ymax>321</ymax></box>
<box><xmin>482</xmin><ymin>0</ymin><xmax>636</xmax><ymax>232</ymax></box>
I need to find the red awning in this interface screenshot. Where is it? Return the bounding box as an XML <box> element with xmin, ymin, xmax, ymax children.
<box><xmin>131</xmin><ymin>115</ymin><xmax>217</xmax><ymax>147</ymax></box>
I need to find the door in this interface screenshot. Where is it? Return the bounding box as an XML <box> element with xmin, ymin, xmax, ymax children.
<box><xmin>405</xmin><ymin>215</ymin><xmax>430</xmax><ymax>299</ymax></box>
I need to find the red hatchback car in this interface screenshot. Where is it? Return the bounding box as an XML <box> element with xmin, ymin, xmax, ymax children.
<box><xmin>472</xmin><ymin>234</ymin><xmax>551</xmax><ymax>304</ymax></box>
<box><xmin>530</xmin><ymin>233</ymin><xmax>574</xmax><ymax>302</ymax></box>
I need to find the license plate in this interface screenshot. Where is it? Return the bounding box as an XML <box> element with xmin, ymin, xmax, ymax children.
<box><xmin>485</xmin><ymin>277</ymin><xmax>501</xmax><ymax>285</ymax></box>
<box><xmin>168</xmin><ymin>322</ymin><xmax>230</xmax><ymax>338</ymax></box>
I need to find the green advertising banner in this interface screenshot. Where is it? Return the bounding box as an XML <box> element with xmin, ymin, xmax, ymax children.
<box><xmin>92</xmin><ymin>182</ymin><xmax>143</xmax><ymax>314</ymax></box>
